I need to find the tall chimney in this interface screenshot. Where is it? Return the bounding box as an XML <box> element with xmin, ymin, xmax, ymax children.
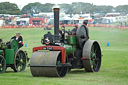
<box><xmin>53</xmin><ymin>8</ymin><xmax>60</xmax><ymax>42</ymax></box>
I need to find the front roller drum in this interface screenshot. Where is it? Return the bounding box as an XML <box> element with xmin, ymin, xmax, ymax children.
<box><xmin>82</xmin><ymin>40</ymin><xmax>102</xmax><ymax>72</ymax></box>
<box><xmin>30</xmin><ymin>51</ymin><xmax>67</xmax><ymax>77</ymax></box>
<box><xmin>0</xmin><ymin>55</ymin><xmax>6</xmax><ymax>73</ymax></box>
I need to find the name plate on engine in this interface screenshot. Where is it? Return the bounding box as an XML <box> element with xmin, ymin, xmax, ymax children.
<box><xmin>43</xmin><ymin>47</ymin><xmax>53</xmax><ymax>50</ymax></box>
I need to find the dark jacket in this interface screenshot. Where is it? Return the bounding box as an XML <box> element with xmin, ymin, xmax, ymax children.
<box><xmin>71</xmin><ymin>28</ymin><xmax>77</xmax><ymax>35</ymax></box>
<box><xmin>11</xmin><ymin>36</ymin><xmax>23</xmax><ymax>48</ymax></box>
<box><xmin>11</xmin><ymin>36</ymin><xmax>23</xmax><ymax>43</ymax></box>
<box><xmin>82</xmin><ymin>25</ymin><xmax>89</xmax><ymax>39</ymax></box>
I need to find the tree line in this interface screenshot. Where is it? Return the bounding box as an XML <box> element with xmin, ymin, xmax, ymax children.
<box><xmin>0</xmin><ymin>2</ymin><xmax>128</xmax><ymax>15</ymax></box>
<box><xmin>0</xmin><ymin>2</ymin><xmax>21</xmax><ymax>15</ymax></box>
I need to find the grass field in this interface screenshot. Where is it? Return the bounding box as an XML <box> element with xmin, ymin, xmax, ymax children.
<box><xmin>0</xmin><ymin>27</ymin><xmax>128</xmax><ymax>85</ymax></box>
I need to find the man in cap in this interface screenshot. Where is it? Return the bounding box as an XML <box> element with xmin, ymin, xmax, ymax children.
<box><xmin>71</xmin><ymin>24</ymin><xmax>78</xmax><ymax>35</ymax></box>
<box><xmin>11</xmin><ymin>33</ymin><xmax>23</xmax><ymax>48</ymax></box>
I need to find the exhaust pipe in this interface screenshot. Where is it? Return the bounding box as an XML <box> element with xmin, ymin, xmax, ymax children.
<box><xmin>53</xmin><ymin>8</ymin><xmax>60</xmax><ymax>42</ymax></box>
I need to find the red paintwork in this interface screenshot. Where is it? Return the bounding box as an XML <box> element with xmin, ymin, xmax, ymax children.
<box><xmin>81</xmin><ymin>57</ymin><xmax>86</xmax><ymax>60</ymax></box>
<box><xmin>33</xmin><ymin>46</ymin><xmax>66</xmax><ymax>64</ymax></box>
<box><xmin>84</xmin><ymin>36</ymin><xmax>87</xmax><ymax>38</ymax></box>
<box><xmin>29</xmin><ymin>18</ymin><xmax>44</xmax><ymax>25</ymax></box>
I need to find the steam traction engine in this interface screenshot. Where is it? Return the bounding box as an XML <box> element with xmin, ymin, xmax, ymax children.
<box><xmin>30</xmin><ymin>8</ymin><xmax>102</xmax><ymax>77</ymax></box>
<box><xmin>0</xmin><ymin>39</ymin><xmax>27</xmax><ymax>73</ymax></box>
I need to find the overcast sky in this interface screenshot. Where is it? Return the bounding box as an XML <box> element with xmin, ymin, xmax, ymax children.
<box><xmin>0</xmin><ymin>0</ymin><xmax>128</xmax><ymax>9</ymax></box>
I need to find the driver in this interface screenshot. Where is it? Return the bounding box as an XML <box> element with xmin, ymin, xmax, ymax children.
<box><xmin>59</xmin><ymin>26</ymin><xmax>66</xmax><ymax>43</ymax></box>
<box><xmin>11</xmin><ymin>33</ymin><xmax>23</xmax><ymax>48</ymax></box>
<box><xmin>82</xmin><ymin>21</ymin><xmax>89</xmax><ymax>39</ymax></box>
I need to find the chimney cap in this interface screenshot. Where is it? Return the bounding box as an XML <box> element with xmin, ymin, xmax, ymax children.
<box><xmin>53</xmin><ymin>8</ymin><xmax>60</xmax><ymax>11</ymax></box>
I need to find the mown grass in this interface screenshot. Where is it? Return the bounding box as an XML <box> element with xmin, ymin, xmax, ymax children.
<box><xmin>0</xmin><ymin>27</ymin><xmax>128</xmax><ymax>85</ymax></box>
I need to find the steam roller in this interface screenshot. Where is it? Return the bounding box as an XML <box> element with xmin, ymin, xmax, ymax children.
<box><xmin>30</xmin><ymin>8</ymin><xmax>102</xmax><ymax>77</ymax></box>
<box><xmin>0</xmin><ymin>38</ymin><xmax>28</xmax><ymax>73</ymax></box>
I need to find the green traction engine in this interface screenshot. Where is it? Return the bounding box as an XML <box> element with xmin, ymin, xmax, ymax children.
<box><xmin>0</xmin><ymin>39</ymin><xmax>27</xmax><ymax>73</ymax></box>
<box><xmin>29</xmin><ymin>8</ymin><xmax>102</xmax><ymax>77</ymax></box>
